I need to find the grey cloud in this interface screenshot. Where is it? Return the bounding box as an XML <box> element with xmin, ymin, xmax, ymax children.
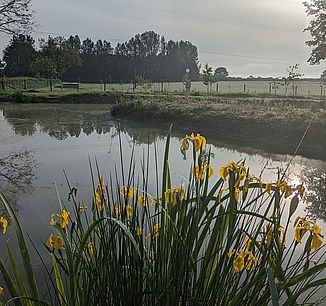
<box><xmin>0</xmin><ymin>0</ymin><xmax>324</xmax><ymax>77</ymax></box>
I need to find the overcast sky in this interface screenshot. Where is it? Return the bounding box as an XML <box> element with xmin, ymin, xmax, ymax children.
<box><xmin>1</xmin><ymin>0</ymin><xmax>325</xmax><ymax>77</ymax></box>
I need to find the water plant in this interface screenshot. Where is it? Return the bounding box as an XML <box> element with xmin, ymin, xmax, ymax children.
<box><xmin>0</xmin><ymin>128</ymin><xmax>326</xmax><ymax>305</ymax></box>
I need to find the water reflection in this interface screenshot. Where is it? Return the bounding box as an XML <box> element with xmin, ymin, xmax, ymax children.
<box><xmin>1</xmin><ymin>104</ymin><xmax>114</xmax><ymax>140</ymax></box>
<box><xmin>1</xmin><ymin>103</ymin><xmax>171</xmax><ymax>146</ymax></box>
<box><xmin>0</xmin><ymin>149</ymin><xmax>38</xmax><ymax>216</ymax></box>
<box><xmin>0</xmin><ymin>103</ymin><xmax>326</xmax><ymax>224</ymax></box>
<box><xmin>301</xmin><ymin>167</ymin><xmax>326</xmax><ymax>222</ymax></box>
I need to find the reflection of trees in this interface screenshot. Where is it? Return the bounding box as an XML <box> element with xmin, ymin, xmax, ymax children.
<box><xmin>113</xmin><ymin>122</ymin><xmax>167</xmax><ymax>145</ymax></box>
<box><xmin>0</xmin><ymin>149</ymin><xmax>38</xmax><ymax>217</ymax></box>
<box><xmin>301</xmin><ymin>166</ymin><xmax>326</xmax><ymax>222</ymax></box>
<box><xmin>1</xmin><ymin>105</ymin><xmax>115</xmax><ymax>140</ymax></box>
<box><xmin>0</xmin><ymin>104</ymin><xmax>168</xmax><ymax>145</ymax></box>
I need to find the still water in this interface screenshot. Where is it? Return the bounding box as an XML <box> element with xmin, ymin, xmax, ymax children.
<box><xmin>0</xmin><ymin>103</ymin><xmax>325</xmax><ymax>264</ymax></box>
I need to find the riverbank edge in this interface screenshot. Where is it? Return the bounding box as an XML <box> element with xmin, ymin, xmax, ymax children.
<box><xmin>0</xmin><ymin>91</ymin><xmax>325</xmax><ymax>160</ymax></box>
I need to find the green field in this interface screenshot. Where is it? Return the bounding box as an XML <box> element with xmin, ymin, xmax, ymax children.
<box><xmin>1</xmin><ymin>78</ymin><xmax>325</xmax><ymax>97</ymax></box>
<box><xmin>62</xmin><ymin>80</ymin><xmax>326</xmax><ymax>97</ymax></box>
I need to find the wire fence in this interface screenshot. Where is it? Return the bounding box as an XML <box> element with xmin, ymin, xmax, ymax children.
<box><xmin>76</xmin><ymin>80</ymin><xmax>326</xmax><ymax>97</ymax></box>
<box><xmin>1</xmin><ymin>78</ymin><xmax>325</xmax><ymax>97</ymax></box>
<box><xmin>0</xmin><ymin>77</ymin><xmax>61</xmax><ymax>91</ymax></box>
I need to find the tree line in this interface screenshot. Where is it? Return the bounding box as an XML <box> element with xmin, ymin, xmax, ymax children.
<box><xmin>1</xmin><ymin>31</ymin><xmax>201</xmax><ymax>83</ymax></box>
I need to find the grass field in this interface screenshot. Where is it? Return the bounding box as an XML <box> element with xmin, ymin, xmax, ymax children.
<box><xmin>1</xmin><ymin>78</ymin><xmax>324</xmax><ymax>97</ymax></box>
<box><xmin>76</xmin><ymin>80</ymin><xmax>326</xmax><ymax>97</ymax></box>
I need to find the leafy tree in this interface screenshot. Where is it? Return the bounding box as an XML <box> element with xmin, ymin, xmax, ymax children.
<box><xmin>39</xmin><ymin>36</ymin><xmax>81</xmax><ymax>78</ymax></box>
<box><xmin>30</xmin><ymin>55</ymin><xmax>57</xmax><ymax>78</ymax></box>
<box><xmin>303</xmin><ymin>0</ymin><xmax>326</xmax><ymax>64</ymax></box>
<box><xmin>202</xmin><ymin>63</ymin><xmax>214</xmax><ymax>93</ymax></box>
<box><xmin>214</xmin><ymin>67</ymin><xmax>229</xmax><ymax>80</ymax></box>
<box><xmin>0</xmin><ymin>0</ymin><xmax>36</xmax><ymax>34</ymax></box>
<box><xmin>3</xmin><ymin>34</ymin><xmax>36</xmax><ymax>76</ymax></box>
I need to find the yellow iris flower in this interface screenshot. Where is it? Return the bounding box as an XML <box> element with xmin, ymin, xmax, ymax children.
<box><xmin>276</xmin><ymin>180</ymin><xmax>292</xmax><ymax>198</ymax></box>
<box><xmin>135</xmin><ymin>227</ymin><xmax>142</xmax><ymax>236</ymax></box>
<box><xmin>98</xmin><ymin>177</ymin><xmax>104</xmax><ymax>189</ymax></box>
<box><xmin>93</xmin><ymin>183</ymin><xmax>109</xmax><ymax>212</ymax></box>
<box><xmin>219</xmin><ymin>161</ymin><xmax>246</xmax><ymax>180</ymax></box>
<box><xmin>126</xmin><ymin>204</ymin><xmax>134</xmax><ymax>217</ymax></box>
<box><xmin>46</xmin><ymin>233</ymin><xmax>53</xmax><ymax>248</ymax></box>
<box><xmin>180</xmin><ymin>133</ymin><xmax>207</xmax><ymax>152</ymax></box>
<box><xmin>164</xmin><ymin>186</ymin><xmax>186</xmax><ymax>206</ymax></box>
<box><xmin>219</xmin><ymin>166</ymin><xmax>229</xmax><ymax>180</ymax></box>
<box><xmin>114</xmin><ymin>203</ymin><xmax>121</xmax><ymax>215</ymax></box>
<box><xmin>294</xmin><ymin>217</ymin><xmax>323</xmax><ymax>252</ymax></box>
<box><xmin>193</xmin><ymin>164</ymin><xmax>214</xmax><ymax>180</ymax></box>
<box><xmin>153</xmin><ymin>223</ymin><xmax>160</xmax><ymax>238</ymax></box>
<box><xmin>120</xmin><ymin>187</ymin><xmax>137</xmax><ymax>200</ymax></box>
<box><xmin>228</xmin><ymin>249</ymin><xmax>258</xmax><ymax>272</ymax></box>
<box><xmin>144</xmin><ymin>224</ymin><xmax>161</xmax><ymax>240</ymax></box>
<box><xmin>50</xmin><ymin>210</ymin><xmax>70</xmax><ymax>229</ymax></box>
<box><xmin>88</xmin><ymin>241</ymin><xmax>95</xmax><ymax>258</ymax></box>
<box><xmin>233</xmin><ymin>252</ymin><xmax>245</xmax><ymax>272</ymax></box>
<box><xmin>0</xmin><ymin>217</ymin><xmax>8</xmax><ymax>234</ymax></box>
<box><xmin>193</xmin><ymin>134</ymin><xmax>207</xmax><ymax>152</ymax></box>
<box><xmin>54</xmin><ymin>235</ymin><xmax>64</xmax><ymax>250</ymax></box>
<box><xmin>47</xmin><ymin>233</ymin><xmax>63</xmax><ymax>250</ymax></box>
<box><xmin>60</xmin><ymin>210</ymin><xmax>70</xmax><ymax>229</ymax></box>
<box><xmin>138</xmin><ymin>195</ymin><xmax>154</xmax><ymax>207</ymax></box>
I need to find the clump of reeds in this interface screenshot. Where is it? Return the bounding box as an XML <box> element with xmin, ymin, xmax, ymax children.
<box><xmin>0</xmin><ymin>127</ymin><xmax>326</xmax><ymax>305</ymax></box>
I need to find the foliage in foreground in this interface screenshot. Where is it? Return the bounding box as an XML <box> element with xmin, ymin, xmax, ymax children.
<box><xmin>0</xmin><ymin>129</ymin><xmax>326</xmax><ymax>305</ymax></box>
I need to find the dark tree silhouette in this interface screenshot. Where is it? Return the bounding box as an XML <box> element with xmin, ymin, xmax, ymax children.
<box><xmin>2</xmin><ymin>31</ymin><xmax>200</xmax><ymax>81</ymax></box>
<box><xmin>303</xmin><ymin>0</ymin><xmax>326</xmax><ymax>64</ymax></box>
<box><xmin>3</xmin><ymin>34</ymin><xmax>36</xmax><ymax>76</ymax></box>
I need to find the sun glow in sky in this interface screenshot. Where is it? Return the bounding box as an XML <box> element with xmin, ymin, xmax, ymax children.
<box><xmin>0</xmin><ymin>0</ymin><xmax>324</xmax><ymax>77</ymax></box>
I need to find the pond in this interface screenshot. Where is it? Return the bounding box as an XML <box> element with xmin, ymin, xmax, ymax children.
<box><xmin>0</xmin><ymin>103</ymin><xmax>326</xmax><ymax>272</ymax></box>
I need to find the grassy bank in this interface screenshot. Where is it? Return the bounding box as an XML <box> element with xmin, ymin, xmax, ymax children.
<box><xmin>0</xmin><ymin>90</ymin><xmax>325</xmax><ymax>160</ymax></box>
<box><xmin>110</xmin><ymin>94</ymin><xmax>326</xmax><ymax>160</ymax></box>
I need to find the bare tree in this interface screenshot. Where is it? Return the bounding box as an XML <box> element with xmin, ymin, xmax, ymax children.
<box><xmin>282</xmin><ymin>64</ymin><xmax>303</xmax><ymax>96</ymax></box>
<box><xmin>0</xmin><ymin>0</ymin><xmax>36</xmax><ymax>35</ymax></box>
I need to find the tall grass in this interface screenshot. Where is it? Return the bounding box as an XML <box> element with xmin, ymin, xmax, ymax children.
<box><xmin>0</xmin><ymin>128</ymin><xmax>326</xmax><ymax>305</ymax></box>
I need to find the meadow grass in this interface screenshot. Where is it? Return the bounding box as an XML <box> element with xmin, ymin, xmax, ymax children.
<box><xmin>64</xmin><ymin>80</ymin><xmax>325</xmax><ymax>97</ymax></box>
<box><xmin>0</xmin><ymin>128</ymin><xmax>326</xmax><ymax>305</ymax></box>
